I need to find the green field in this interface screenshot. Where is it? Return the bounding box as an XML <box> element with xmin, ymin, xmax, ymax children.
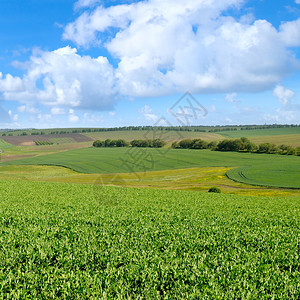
<box><xmin>218</xmin><ymin>127</ymin><xmax>300</xmax><ymax>138</ymax></box>
<box><xmin>0</xmin><ymin>138</ymin><xmax>13</xmax><ymax>150</ymax></box>
<box><xmin>0</xmin><ymin>179</ymin><xmax>299</xmax><ymax>298</ymax></box>
<box><xmin>3</xmin><ymin>148</ymin><xmax>300</xmax><ymax>189</ymax></box>
<box><xmin>0</xmin><ymin>127</ymin><xmax>300</xmax><ymax>298</ymax></box>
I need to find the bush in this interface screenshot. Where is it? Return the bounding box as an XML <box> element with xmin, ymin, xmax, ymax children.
<box><xmin>208</xmin><ymin>187</ymin><xmax>221</xmax><ymax>193</ymax></box>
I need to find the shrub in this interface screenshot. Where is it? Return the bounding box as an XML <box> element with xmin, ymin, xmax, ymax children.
<box><xmin>208</xmin><ymin>187</ymin><xmax>221</xmax><ymax>193</ymax></box>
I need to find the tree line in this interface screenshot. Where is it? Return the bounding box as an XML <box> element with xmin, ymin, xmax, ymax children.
<box><xmin>2</xmin><ymin>124</ymin><xmax>299</xmax><ymax>137</ymax></box>
<box><xmin>172</xmin><ymin>137</ymin><xmax>300</xmax><ymax>156</ymax></box>
<box><xmin>93</xmin><ymin>139</ymin><xmax>166</xmax><ymax>148</ymax></box>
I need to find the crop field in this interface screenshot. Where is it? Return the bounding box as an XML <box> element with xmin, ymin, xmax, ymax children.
<box><xmin>0</xmin><ymin>127</ymin><xmax>299</xmax><ymax>298</ymax></box>
<box><xmin>217</xmin><ymin>127</ymin><xmax>300</xmax><ymax>138</ymax></box>
<box><xmin>0</xmin><ymin>179</ymin><xmax>299</xmax><ymax>298</ymax></box>
<box><xmin>3</xmin><ymin>148</ymin><xmax>300</xmax><ymax>189</ymax></box>
<box><xmin>0</xmin><ymin>134</ymin><xmax>92</xmax><ymax>146</ymax></box>
<box><xmin>249</xmin><ymin>134</ymin><xmax>300</xmax><ymax>147</ymax></box>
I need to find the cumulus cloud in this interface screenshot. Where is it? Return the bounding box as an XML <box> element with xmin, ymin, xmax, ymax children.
<box><xmin>68</xmin><ymin>109</ymin><xmax>80</xmax><ymax>123</ymax></box>
<box><xmin>51</xmin><ymin>107</ymin><xmax>65</xmax><ymax>115</ymax></box>
<box><xmin>62</xmin><ymin>0</ymin><xmax>300</xmax><ymax>98</ymax></box>
<box><xmin>0</xmin><ymin>46</ymin><xmax>117</xmax><ymax>110</ymax></box>
<box><xmin>17</xmin><ymin>105</ymin><xmax>39</xmax><ymax>114</ymax></box>
<box><xmin>8</xmin><ymin>110</ymin><xmax>18</xmax><ymax>122</ymax></box>
<box><xmin>225</xmin><ymin>93</ymin><xmax>239</xmax><ymax>103</ymax></box>
<box><xmin>139</xmin><ymin>105</ymin><xmax>158</xmax><ymax>121</ymax></box>
<box><xmin>74</xmin><ymin>0</ymin><xmax>102</xmax><ymax>10</ymax></box>
<box><xmin>273</xmin><ymin>85</ymin><xmax>295</xmax><ymax>106</ymax></box>
<box><xmin>296</xmin><ymin>0</ymin><xmax>300</xmax><ymax>4</ymax></box>
<box><xmin>1</xmin><ymin>0</ymin><xmax>300</xmax><ymax>112</ymax></box>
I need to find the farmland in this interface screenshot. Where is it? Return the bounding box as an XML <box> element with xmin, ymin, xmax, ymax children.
<box><xmin>0</xmin><ymin>133</ymin><xmax>92</xmax><ymax>146</ymax></box>
<box><xmin>0</xmin><ymin>179</ymin><xmax>299</xmax><ymax>298</ymax></box>
<box><xmin>0</xmin><ymin>126</ymin><xmax>299</xmax><ymax>297</ymax></box>
<box><xmin>2</xmin><ymin>148</ymin><xmax>300</xmax><ymax>189</ymax></box>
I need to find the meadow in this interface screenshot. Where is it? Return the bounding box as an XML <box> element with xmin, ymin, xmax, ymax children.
<box><xmin>3</xmin><ymin>148</ymin><xmax>300</xmax><ymax>189</ymax></box>
<box><xmin>0</xmin><ymin>179</ymin><xmax>299</xmax><ymax>298</ymax></box>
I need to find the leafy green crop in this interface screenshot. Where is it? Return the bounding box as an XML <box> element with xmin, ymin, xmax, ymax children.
<box><xmin>0</xmin><ymin>179</ymin><xmax>299</xmax><ymax>298</ymax></box>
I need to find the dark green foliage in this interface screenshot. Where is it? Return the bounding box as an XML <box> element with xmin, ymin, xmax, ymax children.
<box><xmin>35</xmin><ymin>141</ymin><xmax>54</xmax><ymax>146</ymax></box>
<box><xmin>216</xmin><ymin>137</ymin><xmax>257</xmax><ymax>152</ymax></box>
<box><xmin>93</xmin><ymin>139</ymin><xmax>128</xmax><ymax>148</ymax></box>
<box><xmin>207</xmin><ymin>141</ymin><xmax>217</xmax><ymax>150</ymax></box>
<box><xmin>208</xmin><ymin>187</ymin><xmax>221</xmax><ymax>193</ymax></box>
<box><xmin>0</xmin><ymin>180</ymin><xmax>299</xmax><ymax>298</ymax></box>
<box><xmin>171</xmin><ymin>141</ymin><xmax>180</xmax><ymax>148</ymax></box>
<box><xmin>279</xmin><ymin>144</ymin><xmax>295</xmax><ymax>155</ymax></box>
<box><xmin>258</xmin><ymin>143</ymin><xmax>279</xmax><ymax>154</ymax></box>
<box><xmin>130</xmin><ymin>139</ymin><xmax>165</xmax><ymax>148</ymax></box>
<box><xmin>93</xmin><ymin>139</ymin><xmax>165</xmax><ymax>148</ymax></box>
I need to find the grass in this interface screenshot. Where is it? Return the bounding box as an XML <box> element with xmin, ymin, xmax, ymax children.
<box><xmin>0</xmin><ymin>138</ymin><xmax>13</xmax><ymax>150</ymax></box>
<box><xmin>2</xmin><ymin>148</ymin><xmax>300</xmax><ymax>189</ymax></box>
<box><xmin>0</xmin><ymin>179</ymin><xmax>299</xmax><ymax>298</ymax></box>
<box><xmin>218</xmin><ymin>127</ymin><xmax>300</xmax><ymax>138</ymax></box>
<box><xmin>1</xmin><ymin>165</ymin><xmax>298</xmax><ymax>197</ymax></box>
<box><xmin>250</xmin><ymin>134</ymin><xmax>300</xmax><ymax>147</ymax></box>
<box><xmin>227</xmin><ymin>161</ymin><xmax>300</xmax><ymax>189</ymax></box>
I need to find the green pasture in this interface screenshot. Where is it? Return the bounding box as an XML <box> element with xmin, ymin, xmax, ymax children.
<box><xmin>227</xmin><ymin>161</ymin><xmax>300</xmax><ymax>188</ymax></box>
<box><xmin>0</xmin><ymin>138</ymin><xmax>13</xmax><ymax>150</ymax></box>
<box><xmin>218</xmin><ymin>127</ymin><xmax>300</xmax><ymax>138</ymax></box>
<box><xmin>0</xmin><ymin>179</ymin><xmax>299</xmax><ymax>298</ymax></box>
<box><xmin>2</xmin><ymin>148</ymin><xmax>300</xmax><ymax>189</ymax></box>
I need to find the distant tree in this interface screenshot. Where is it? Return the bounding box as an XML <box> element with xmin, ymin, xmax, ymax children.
<box><xmin>279</xmin><ymin>144</ymin><xmax>295</xmax><ymax>155</ymax></box>
<box><xmin>258</xmin><ymin>143</ymin><xmax>279</xmax><ymax>154</ymax></box>
<box><xmin>179</xmin><ymin>139</ymin><xmax>193</xmax><ymax>149</ymax></box>
<box><xmin>93</xmin><ymin>140</ymin><xmax>104</xmax><ymax>147</ymax></box>
<box><xmin>116</xmin><ymin>139</ymin><xmax>127</xmax><ymax>147</ymax></box>
<box><xmin>152</xmin><ymin>139</ymin><xmax>166</xmax><ymax>148</ymax></box>
<box><xmin>207</xmin><ymin>141</ymin><xmax>217</xmax><ymax>150</ymax></box>
<box><xmin>171</xmin><ymin>141</ymin><xmax>180</xmax><ymax>149</ymax></box>
<box><xmin>191</xmin><ymin>139</ymin><xmax>208</xmax><ymax>149</ymax></box>
<box><xmin>208</xmin><ymin>187</ymin><xmax>221</xmax><ymax>193</ymax></box>
<box><xmin>104</xmin><ymin>139</ymin><xmax>112</xmax><ymax>147</ymax></box>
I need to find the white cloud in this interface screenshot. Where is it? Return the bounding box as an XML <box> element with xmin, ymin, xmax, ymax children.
<box><xmin>0</xmin><ymin>72</ymin><xmax>24</xmax><ymax>92</ymax></box>
<box><xmin>62</xmin><ymin>0</ymin><xmax>300</xmax><ymax>98</ymax></box>
<box><xmin>225</xmin><ymin>93</ymin><xmax>239</xmax><ymax>103</ymax></box>
<box><xmin>68</xmin><ymin>109</ymin><xmax>80</xmax><ymax>123</ymax></box>
<box><xmin>17</xmin><ymin>105</ymin><xmax>39</xmax><ymax>114</ymax></box>
<box><xmin>1</xmin><ymin>0</ymin><xmax>300</xmax><ymax>113</ymax></box>
<box><xmin>74</xmin><ymin>0</ymin><xmax>102</xmax><ymax>10</ymax></box>
<box><xmin>273</xmin><ymin>85</ymin><xmax>295</xmax><ymax>106</ymax></box>
<box><xmin>51</xmin><ymin>107</ymin><xmax>65</xmax><ymax>115</ymax></box>
<box><xmin>279</xmin><ymin>18</ymin><xmax>300</xmax><ymax>47</ymax></box>
<box><xmin>296</xmin><ymin>0</ymin><xmax>300</xmax><ymax>4</ymax></box>
<box><xmin>139</xmin><ymin>105</ymin><xmax>158</xmax><ymax>121</ymax></box>
<box><xmin>0</xmin><ymin>46</ymin><xmax>117</xmax><ymax>110</ymax></box>
<box><xmin>8</xmin><ymin>110</ymin><xmax>18</xmax><ymax>121</ymax></box>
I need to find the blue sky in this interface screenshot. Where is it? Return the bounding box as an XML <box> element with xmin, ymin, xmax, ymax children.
<box><xmin>0</xmin><ymin>0</ymin><xmax>300</xmax><ymax>128</ymax></box>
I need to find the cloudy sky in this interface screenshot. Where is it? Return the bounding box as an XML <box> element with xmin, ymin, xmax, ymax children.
<box><xmin>0</xmin><ymin>0</ymin><xmax>300</xmax><ymax>128</ymax></box>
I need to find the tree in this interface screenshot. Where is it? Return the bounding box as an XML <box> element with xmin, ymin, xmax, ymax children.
<box><xmin>191</xmin><ymin>139</ymin><xmax>208</xmax><ymax>149</ymax></box>
<box><xmin>104</xmin><ymin>139</ymin><xmax>112</xmax><ymax>147</ymax></box>
<box><xmin>179</xmin><ymin>139</ymin><xmax>193</xmax><ymax>149</ymax></box>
